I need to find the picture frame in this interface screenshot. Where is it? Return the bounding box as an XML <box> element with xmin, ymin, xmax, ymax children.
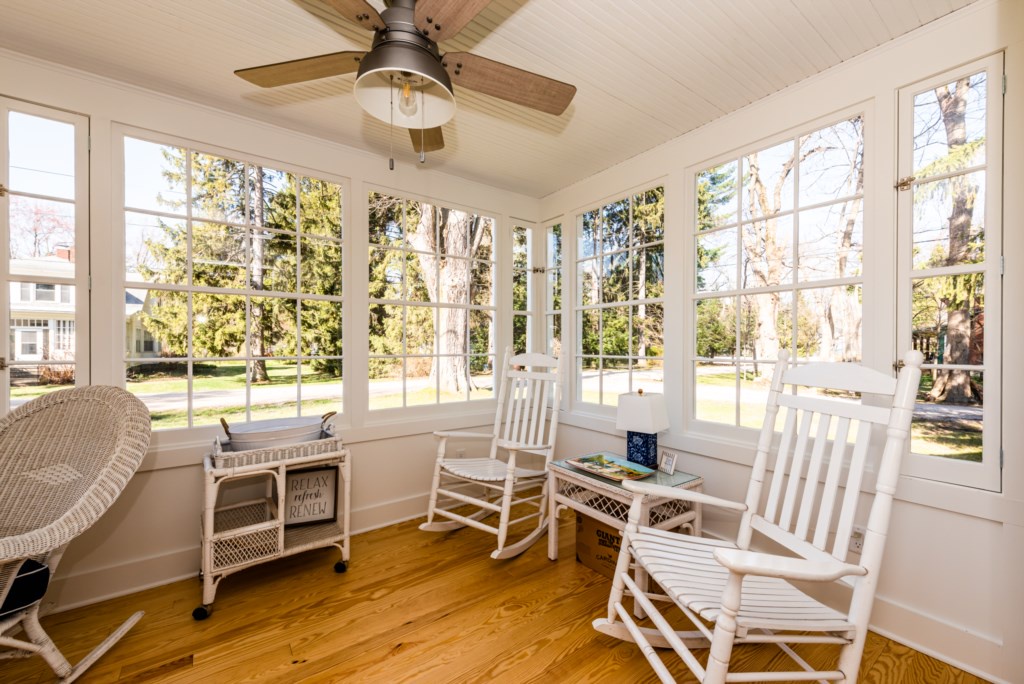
<box><xmin>285</xmin><ymin>466</ymin><xmax>338</xmax><ymax>527</ymax></box>
<box><xmin>658</xmin><ymin>450</ymin><xmax>677</xmax><ymax>475</ymax></box>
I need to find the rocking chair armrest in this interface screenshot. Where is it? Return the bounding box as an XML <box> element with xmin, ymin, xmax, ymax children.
<box><xmin>433</xmin><ymin>430</ymin><xmax>496</xmax><ymax>441</ymax></box>
<box><xmin>622</xmin><ymin>480</ymin><xmax>747</xmax><ymax>512</ymax></box>
<box><xmin>713</xmin><ymin>548</ymin><xmax>867</xmax><ymax>583</ymax></box>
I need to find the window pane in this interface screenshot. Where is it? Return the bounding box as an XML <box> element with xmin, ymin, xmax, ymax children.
<box><xmin>632</xmin><ymin>188</ymin><xmax>664</xmax><ymax>245</ymax></box>
<box><xmin>299</xmin><ymin>236</ymin><xmax>341</xmax><ymax>297</ymax></box>
<box><xmin>9</xmin><ymin>196</ymin><xmax>76</xmax><ymax>275</ymax></box>
<box><xmin>301</xmin><ymin>360</ymin><xmax>342</xmax><ymax>417</ymax></box>
<box><xmin>579</xmin><ymin>309</ymin><xmax>600</xmax><ymax>355</ymax></box>
<box><xmin>469</xmin><ymin>355</ymin><xmax>494</xmax><ymax>401</ymax></box>
<box><xmin>9</xmin><ymin>112</ymin><xmax>75</xmax><ymax>199</ymax></box>
<box><xmin>742</xmin><ymin>140</ymin><xmax>795</xmax><ymax>220</ymax></box>
<box><xmin>513</xmin><ymin>269</ymin><xmax>528</xmax><ymax>312</ymax></box>
<box><xmin>192</xmin><ymin>360</ymin><xmax>247</xmax><ymax>426</ymax></box>
<box><xmin>547</xmin><ymin>224</ymin><xmax>562</xmax><ymax>269</ymax></box>
<box><xmin>632</xmin><ymin>303</ymin><xmax>663</xmax><ymax>358</ymax></box>
<box><xmin>406</xmin><ymin>357</ymin><xmax>437</xmax><ymax>406</ymax></box>
<box><xmin>249</xmin><ymin>167</ymin><xmax>296</xmax><ymax>229</ymax></box>
<box><xmin>798</xmin><ymin>203</ymin><xmax>863</xmax><ymax>281</ymax></box>
<box><xmin>740</xmin><ymin>292</ymin><xmax>792</xmax><ymax>361</ymax></box>
<box><xmin>192</xmin><ymin>223</ymin><xmax>246</xmax><ymax>289</ymax></box>
<box><xmin>546</xmin><ymin>268</ymin><xmax>562</xmax><ymax>312</ymax></box>
<box><xmin>300</xmin><ymin>300</ymin><xmax>343</xmax><ymax>357</ymax></box>
<box><xmin>191</xmin><ymin>153</ymin><xmax>246</xmax><ymax>224</ymax></box>
<box><xmin>697</xmin><ymin>161</ymin><xmax>738</xmax><ymax>230</ymax></box>
<box><xmin>249</xmin><ymin>361</ymin><xmax>298</xmax><ymax>422</ymax></box>
<box><xmin>601</xmin><ymin>306</ymin><xmax>629</xmax><ymax>357</ymax></box>
<box><xmin>407</xmin><ymin>306</ymin><xmax>435</xmax><ymax>355</ymax></box>
<box><xmin>579</xmin><ymin>210</ymin><xmax>599</xmax><ymax>258</ymax></box>
<box><xmin>739</xmin><ymin>363</ymin><xmax>773</xmax><ymax>428</ymax></box>
<box><xmin>124</xmin><ymin>137</ymin><xmax>187</xmax><ymax>213</ymax></box>
<box><xmin>795</xmin><ymin>286</ymin><xmax>863</xmax><ymax>361</ymax></box>
<box><xmin>127</xmin><ymin>289</ymin><xmax>185</xmax><ymax>357</ymax></box>
<box><xmin>602</xmin><ymin>251</ymin><xmax>629</xmax><ymax>303</ymax></box>
<box><xmin>798</xmin><ymin>116</ymin><xmax>864</xmax><ymax>206</ymax></box>
<box><xmin>912</xmin><ymin>274</ymin><xmax>984</xmax><ymax>365</ymax></box>
<box><xmin>437</xmin><ymin>306</ymin><xmax>467</xmax><ymax>355</ymax></box>
<box><xmin>546</xmin><ymin>314</ymin><xmax>561</xmax><ymax>357</ymax></box>
<box><xmin>125</xmin><ymin>212</ymin><xmax>186</xmax><ymax>284</ymax></box>
<box><xmin>578</xmin><ymin>357</ymin><xmax>600</xmax><ymax>404</ymax></box>
<box><xmin>473</xmin><ymin>218</ymin><xmax>494</xmax><ymax>263</ymax></box>
<box><xmin>368</xmin><ymin>246</ymin><xmax>401</xmax><ymax>300</ymax></box>
<box><xmin>913</xmin><ymin>72</ymin><xmax>986</xmax><ymax>176</ymax></box>
<box><xmin>300</xmin><ymin>177</ymin><xmax>342</xmax><ymax>239</ymax></box>
<box><xmin>471</xmin><ymin>259</ymin><xmax>492</xmax><ymax>307</ymax></box>
<box><xmin>697</xmin><ymin>228</ymin><xmax>737</xmax><ymax>292</ymax></box>
<box><xmin>513</xmin><ymin>314</ymin><xmax>528</xmax><ymax>355</ymax></box>
<box><xmin>696</xmin><ymin>296</ymin><xmax>736</xmax><ymax>359</ymax></box>
<box><xmin>126</xmin><ymin>362</ymin><xmax>188</xmax><ymax>430</ymax></box>
<box><xmin>253</xmin><ymin>230</ymin><xmax>297</xmax><ymax>293</ymax></box>
<box><xmin>631</xmin><ymin>245</ymin><xmax>664</xmax><ymax>300</ymax></box>
<box><xmin>912</xmin><ymin>370</ymin><xmax>982</xmax><ymax>462</ymax></box>
<box><xmin>695</xmin><ymin>360</ymin><xmax>735</xmax><ymax>425</ymax></box>
<box><xmin>602</xmin><ymin>198</ymin><xmax>630</xmax><ymax>253</ymax></box>
<box><xmin>913</xmin><ymin>172</ymin><xmax>984</xmax><ymax>269</ymax></box>
<box><xmin>632</xmin><ymin>357</ymin><xmax>663</xmax><ymax>395</ymax></box>
<box><xmin>440</xmin><ymin>257</ymin><xmax>470</xmax><ymax>304</ymax></box>
<box><xmin>578</xmin><ymin>258</ymin><xmax>599</xmax><ymax>306</ymax></box>
<box><xmin>438</xmin><ymin>357</ymin><xmax>469</xmax><ymax>404</ymax></box>
<box><xmin>602</xmin><ymin>357</ymin><xmax>628</xmax><ymax>406</ymax></box>
<box><xmin>369</xmin><ymin>304</ymin><xmax>403</xmax><ymax>355</ymax></box>
<box><xmin>369</xmin><ymin>192</ymin><xmax>404</xmax><ymax>246</ymax></box>
<box><xmin>368</xmin><ymin>356</ymin><xmax>402</xmax><ymax>410</ymax></box>
<box><xmin>404</xmin><ymin>252</ymin><xmax>431</xmax><ymax>303</ymax></box>
<box><xmin>742</xmin><ymin>215</ymin><xmax>793</xmax><ymax>288</ymax></box>
<box><xmin>250</xmin><ymin>296</ymin><xmax>296</xmax><ymax>358</ymax></box>
<box><xmin>471</xmin><ymin>310</ymin><xmax>493</xmax><ymax>356</ymax></box>
<box><xmin>192</xmin><ymin>294</ymin><xmax>246</xmax><ymax>357</ymax></box>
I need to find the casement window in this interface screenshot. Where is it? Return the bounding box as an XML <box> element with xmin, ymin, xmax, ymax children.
<box><xmin>896</xmin><ymin>54</ymin><xmax>1002</xmax><ymax>491</ymax></box>
<box><xmin>1</xmin><ymin>100</ymin><xmax>88</xmax><ymax>413</ymax></box>
<box><xmin>367</xmin><ymin>191</ymin><xmax>495</xmax><ymax>409</ymax></box>
<box><xmin>122</xmin><ymin>135</ymin><xmax>344</xmax><ymax>430</ymax></box>
<box><xmin>512</xmin><ymin>224</ymin><xmax>533</xmax><ymax>354</ymax></box>
<box><xmin>575</xmin><ymin>188</ymin><xmax>665</xmax><ymax>407</ymax></box>
<box><xmin>692</xmin><ymin>116</ymin><xmax>865</xmax><ymax>429</ymax></box>
<box><xmin>544</xmin><ymin>222</ymin><xmax>563</xmax><ymax>358</ymax></box>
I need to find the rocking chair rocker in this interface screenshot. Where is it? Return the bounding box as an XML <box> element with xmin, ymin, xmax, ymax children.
<box><xmin>594</xmin><ymin>350</ymin><xmax>922</xmax><ymax>683</ymax></box>
<box><xmin>420</xmin><ymin>348</ymin><xmax>562</xmax><ymax>559</ymax></box>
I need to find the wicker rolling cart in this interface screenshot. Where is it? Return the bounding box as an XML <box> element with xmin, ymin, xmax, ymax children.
<box><xmin>193</xmin><ymin>433</ymin><xmax>350</xmax><ymax>620</ymax></box>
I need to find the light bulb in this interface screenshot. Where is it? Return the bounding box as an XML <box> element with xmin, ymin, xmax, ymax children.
<box><xmin>398</xmin><ymin>81</ymin><xmax>418</xmax><ymax>117</ymax></box>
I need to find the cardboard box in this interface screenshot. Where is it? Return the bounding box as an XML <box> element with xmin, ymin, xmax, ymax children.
<box><xmin>575</xmin><ymin>513</ymin><xmax>622</xmax><ymax>579</ymax></box>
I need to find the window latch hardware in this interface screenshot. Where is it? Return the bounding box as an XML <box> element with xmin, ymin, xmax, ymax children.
<box><xmin>0</xmin><ymin>357</ymin><xmax>7</xmax><ymax>370</ymax></box>
<box><xmin>0</xmin><ymin>183</ymin><xmax>8</xmax><ymax>197</ymax></box>
<box><xmin>530</xmin><ymin>267</ymin><xmax>546</xmax><ymax>274</ymax></box>
<box><xmin>892</xmin><ymin>359</ymin><xmax>905</xmax><ymax>373</ymax></box>
<box><xmin>895</xmin><ymin>176</ymin><xmax>915</xmax><ymax>191</ymax></box>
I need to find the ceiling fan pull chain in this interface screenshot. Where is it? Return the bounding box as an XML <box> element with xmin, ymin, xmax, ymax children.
<box><xmin>420</xmin><ymin>89</ymin><xmax>426</xmax><ymax>163</ymax></box>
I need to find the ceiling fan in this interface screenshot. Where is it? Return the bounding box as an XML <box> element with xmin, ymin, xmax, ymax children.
<box><xmin>235</xmin><ymin>0</ymin><xmax>576</xmax><ymax>159</ymax></box>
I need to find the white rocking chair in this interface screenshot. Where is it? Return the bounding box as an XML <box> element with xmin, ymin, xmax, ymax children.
<box><xmin>420</xmin><ymin>348</ymin><xmax>562</xmax><ymax>559</ymax></box>
<box><xmin>594</xmin><ymin>350</ymin><xmax>923</xmax><ymax>683</ymax></box>
<box><xmin>1</xmin><ymin>386</ymin><xmax>151</xmax><ymax>682</ymax></box>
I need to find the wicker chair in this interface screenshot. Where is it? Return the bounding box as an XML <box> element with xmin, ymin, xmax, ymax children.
<box><xmin>0</xmin><ymin>386</ymin><xmax>151</xmax><ymax>682</ymax></box>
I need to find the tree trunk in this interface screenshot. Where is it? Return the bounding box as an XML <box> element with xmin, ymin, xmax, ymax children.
<box><xmin>928</xmin><ymin>78</ymin><xmax>975</xmax><ymax>404</ymax></box>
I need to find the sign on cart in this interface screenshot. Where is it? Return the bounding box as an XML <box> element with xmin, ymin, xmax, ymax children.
<box><xmin>285</xmin><ymin>466</ymin><xmax>338</xmax><ymax>526</ymax></box>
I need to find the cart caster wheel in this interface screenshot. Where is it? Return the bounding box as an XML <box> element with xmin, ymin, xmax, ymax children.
<box><xmin>192</xmin><ymin>606</ymin><xmax>210</xmax><ymax>621</ymax></box>
<box><xmin>334</xmin><ymin>561</ymin><xmax>348</xmax><ymax>573</ymax></box>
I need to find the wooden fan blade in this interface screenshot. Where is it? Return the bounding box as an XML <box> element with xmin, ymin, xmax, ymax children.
<box><xmin>443</xmin><ymin>52</ymin><xmax>576</xmax><ymax>115</ymax></box>
<box><xmin>235</xmin><ymin>51</ymin><xmax>365</xmax><ymax>88</ymax></box>
<box><xmin>410</xmin><ymin>127</ymin><xmax>445</xmax><ymax>153</ymax></box>
<box><xmin>415</xmin><ymin>0</ymin><xmax>491</xmax><ymax>43</ymax></box>
<box><xmin>325</xmin><ymin>0</ymin><xmax>383</xmax><ymax>30</ymax></box>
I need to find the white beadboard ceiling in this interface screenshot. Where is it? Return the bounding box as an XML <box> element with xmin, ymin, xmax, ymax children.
<box><xmin>0</xmin><ymin>0</ymin><xmax>977</xmax><ymax>198</ymax></box>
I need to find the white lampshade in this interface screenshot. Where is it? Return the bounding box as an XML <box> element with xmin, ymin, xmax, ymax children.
<box><xmin>616</xmin><ymin>392</ymin><xmax>670</xmax><ymax>434</ymax></box>
<box><xmin>353</xmin><ymin>42</ymin><xmax>456</xmax><ymax>129</ymax></box>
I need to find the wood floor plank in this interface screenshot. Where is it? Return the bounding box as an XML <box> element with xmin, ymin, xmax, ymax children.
<box><xmin>1</xmin><ymin>512</ymin><xmax>988</xmax><ymax>683</ymax></box>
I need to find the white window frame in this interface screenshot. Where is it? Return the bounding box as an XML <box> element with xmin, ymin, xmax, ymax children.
<box><xmin>511</xmin><ymin>222</ymin><xmax>536</xmax><ymax>355</ymax></box>
<box><xmin>543</xmin><ymin>220</ymin><xmax>564</xmax><ymax>359</ymax></box>
<box><xmin>0</xmin><ymin>98</ymin><xmax>90</xmax><ymax>416</ymax></box>
<box><xmin>117</xmin><ymin>128</ymin><xmax>346</xmax><ymax>431</ymax></box>
<box><xmin>365</xmin><ymin>188</ymin><xmax>498</xmax><ymax>413</ymax></box>
<box><xmin>896</xmin><ymin>53</ymin><xmax>1003</xmax><ymax>492</ymax></box>
<box><xmin>685</xmin><ymin>105</ymin><xmax>870</xmax><ymax>443</ymax></box>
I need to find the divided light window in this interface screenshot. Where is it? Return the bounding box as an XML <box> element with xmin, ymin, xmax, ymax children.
<box><xmin>123</xmin><ymin>136</ymin><xmax>344</xmax><ymax>430</ymax></box>
<box><xmin>576</xmin><ymin>188</ymin><xmax>664</xmax><ymax>407</ymax></box>
<box><xmin>512</xmin><ymin>224</ymin><xmax>533</xmax><ymax>354</ymax></box>
<box><xmin>367</xmin><ymin>192</ymin><xmax>495</xmax><ymax>408</ymax></box>
<box><xmin>544</xmin><ymin>223</ymin><xmax>563</xmax><ymax>357</ymax></box>
<box><xmin>693</xmin><ymin>116</ymin><xmax>865</xmax><ymax>429</ymax></box>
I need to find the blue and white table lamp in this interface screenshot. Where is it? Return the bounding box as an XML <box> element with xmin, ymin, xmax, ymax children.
<box><xmin>616</xmin><ymin>389</ymin><xmax>670</xmax><ymax>469</ymax></box>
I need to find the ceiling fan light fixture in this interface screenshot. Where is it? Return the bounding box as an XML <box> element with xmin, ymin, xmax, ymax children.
<box><xmin>353</xmin><ymin>42</ymin><xmax>455</xmax><ymax>129</ymax></box>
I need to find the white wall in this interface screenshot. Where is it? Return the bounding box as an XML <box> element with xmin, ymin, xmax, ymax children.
<box><xmin>0</xmin><ymin>48</ymin><xmax>533</xmax><ymax>612</ymax></box>
<box><xmin>541</xmin><ymin>1</ymin><xmax>1023</xmax><ymax>681</ymax></box>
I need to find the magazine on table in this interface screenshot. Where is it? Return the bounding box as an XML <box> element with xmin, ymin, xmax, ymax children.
<box><xmin>566</xmin><ymin>452</ymin><xmax>656</xmax><ymax>481</ymax></box>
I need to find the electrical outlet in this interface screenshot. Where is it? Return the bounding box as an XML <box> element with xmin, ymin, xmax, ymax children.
<box><xmin>456</xmin><ymin>448</ymin><xmax>466</xmax><ymax>458</ymax></box>
<box><xmin>849</xmin><ymin>525</ymin><xmax>865</xmax><ymax>554</ymax></box>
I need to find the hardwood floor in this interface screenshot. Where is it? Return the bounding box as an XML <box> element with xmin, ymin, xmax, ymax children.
<box><xmin>3</xmin><ymin>513</ymin><xmax>989</xmax><ymax>683</ymax></box>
